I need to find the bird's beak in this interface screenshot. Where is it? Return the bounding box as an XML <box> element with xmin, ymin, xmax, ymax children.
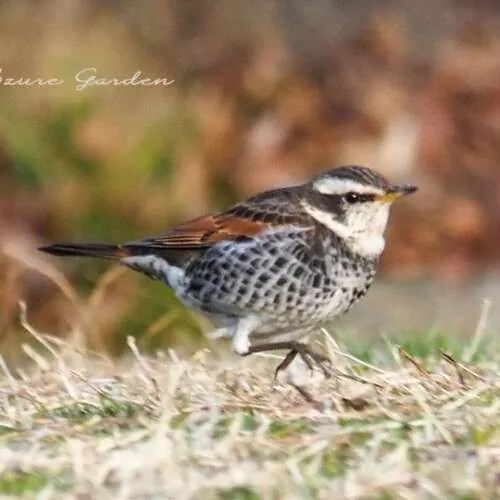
<box><xmin>377</xmin><ymin>184</ymin><xmax>418</xmax><ymax>203</ymax></box>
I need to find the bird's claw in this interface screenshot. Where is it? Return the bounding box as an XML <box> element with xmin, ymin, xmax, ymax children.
<box><xmin>274</xmin><ymin>343</ymin><xmax>332</xmax><ymax>379</ymax></box>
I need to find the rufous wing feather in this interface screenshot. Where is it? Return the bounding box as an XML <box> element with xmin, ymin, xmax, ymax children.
<box><xmin>129</xmin><ymin>212</ymin><xmax>272</xmax><ymax>250</ymax></box>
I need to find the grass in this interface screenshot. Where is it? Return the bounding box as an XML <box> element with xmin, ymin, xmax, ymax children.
<box><xmin>0</xmin><ymin>307</ymin><xmax>499</xmax><ymax>499</ymax></box>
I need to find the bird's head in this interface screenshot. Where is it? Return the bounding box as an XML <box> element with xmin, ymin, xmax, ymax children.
<box><xmin>302</xmin><ymin>165</ymin><xmax>417</xmax><ymax>257</ymax></box>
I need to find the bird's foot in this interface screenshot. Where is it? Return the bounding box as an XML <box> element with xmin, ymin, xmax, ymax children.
<box><xmin>275</xmin><ymin>343</ymin><xmax>332</xmax><ymax>379</ymax></box>
<box><xmin>245</xmin><ymin>341</ymin><xmax>332</xmax><ymax>378</ymax></box>
<box><xmin>244</xmin><ymin>341</ymin><xmax>332</xmax><ymax>409</ymax></box>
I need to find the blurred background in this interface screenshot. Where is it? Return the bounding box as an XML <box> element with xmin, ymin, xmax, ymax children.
<box><xmin>1</xmin><ymin>0</ymin><xmax>500</xmax><ymax>363</ymax></box>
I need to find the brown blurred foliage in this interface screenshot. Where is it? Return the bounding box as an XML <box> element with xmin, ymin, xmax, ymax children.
<box><xmin>1</xmin><ymin>0</ymin><xmax>500</xmax><ymax>357</ymax></box>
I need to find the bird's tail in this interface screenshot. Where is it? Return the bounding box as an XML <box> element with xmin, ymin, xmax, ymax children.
<box><xmin>39</xmin><ymin>241</ymin><xmax>187</xmax><ymax>287</ymax></box>
<box><xmin>38</xmin><ymin>243</ymin><xmax>129</xmax><ymax>260</ymax></box>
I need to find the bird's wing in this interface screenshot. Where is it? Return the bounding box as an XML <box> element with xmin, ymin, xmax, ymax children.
<box><xmin>125</xmin><ymin>187</ymin><xmax>313</xmax><ymax>251</ymax></box>
<box><xmin>132</xmin><ymin>212</ymin><xmax>271</xmax><ymax>249</ymax></box>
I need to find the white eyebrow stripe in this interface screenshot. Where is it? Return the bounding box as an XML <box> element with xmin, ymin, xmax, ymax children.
<box><xmin>313</xmin><ymin>178</ymin><xmax>383</xmax><ymax>196</ymax></box>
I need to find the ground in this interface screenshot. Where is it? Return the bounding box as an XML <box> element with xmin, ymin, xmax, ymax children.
<box><xmin>0</xmin><ymin>314</ymin><xmax>499</xmax><ymax>499</ymax></box>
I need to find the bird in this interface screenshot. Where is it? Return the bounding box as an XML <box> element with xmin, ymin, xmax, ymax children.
<box><xmin>39</xmin><ymin>165</ymin><xmax>416</xmax><ymax>383</ymax></box>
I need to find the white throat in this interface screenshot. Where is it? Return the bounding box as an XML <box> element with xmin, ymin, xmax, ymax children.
<box><xmin>301</xmin><ymin>202</ymin><xmax>386</xmax><ymax>258</ymax></box>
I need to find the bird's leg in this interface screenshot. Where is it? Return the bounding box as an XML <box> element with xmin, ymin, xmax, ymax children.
<box><xmin>231</xmin><ymin>316</ymin><xmax>261</xmax><ymax>355</ymax></box>
<box><xmin>273</xmin><ymin>349</ymin><xmax>299</xmax><ymax>375</ymax></box>
<box><xmin>245</xmin><ymin>341</ymin><xmax>332</xmax><ymax>378</ymax></box>
<box><xmin>243</xmin><ymin>342</ymin><xmax>327</xmax><ymax>408</ymax></box>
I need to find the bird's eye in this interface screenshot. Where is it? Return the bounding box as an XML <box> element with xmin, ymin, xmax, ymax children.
<box><xmin>344</xmin><ymin>192</ymin><xmax>359</xmax><ymax>204</ymax></box>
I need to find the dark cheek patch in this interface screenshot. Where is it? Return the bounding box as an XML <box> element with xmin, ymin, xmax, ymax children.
<box><xmin>319</xmin><ymin>194</ymin><xmax>344</xmax><ymax>215</ymax></box>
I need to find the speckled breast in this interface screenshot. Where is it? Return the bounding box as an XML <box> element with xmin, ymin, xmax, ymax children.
<box><xmin>183</xmin><ymin>229</ymin><xmax>379</xmax><ymax>331</ymax></box>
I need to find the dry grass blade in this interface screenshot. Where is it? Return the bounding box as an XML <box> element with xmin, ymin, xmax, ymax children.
<box><xmin>440</xmin><ymin>350</ymin><xmax>467</xmax><ymax>388</ymax></box>
<box><xmin>463</xmin><ymin>298</ymin><xmax>491</xmax><ymax>363</ymax></box>
<box><xmin>398</xmin><ymin>346</ymin><xmax>430</xmax><ymax>377</ymax></box>
<box><xmin>141</xmin><ymin>311</ymin><xmax>180</xmax><ymax>344</ymax></box>
<box><xmin>127</xmin><ymin>335</ymin><xmax>161</xmax><ymax>396</ymax></box>
<box><xmin>332</xmin><ymin>368</ymin><xmax>384</xmax><ymax>389</ymax></box>
<box><xmin>18</xmin><ymin>301</ymin><xmax>80</xmax><ymax>399</ymax></box>
<box><xmin>87</xmin><ymin>266</ymin><xmax>127</xmax><ymax>309</ymax></box>
<box><xmin>2</xmin><ymin>242</ymin><xmax>80</xmax><ymax>307</ymax></box>
<box><xmin>0</xmin><ymin>354</ymin><xmax>19</xmax><ymax>391</ymax></box>
<box><xmin>409</xmin><ymin>385</ymin><xmax>454</xmax><ymax>445</ymax></box>
<box><xmin>440</xmin><ymin>350</ymin><xmax>486</xmax><ymax>384</ymax></box>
